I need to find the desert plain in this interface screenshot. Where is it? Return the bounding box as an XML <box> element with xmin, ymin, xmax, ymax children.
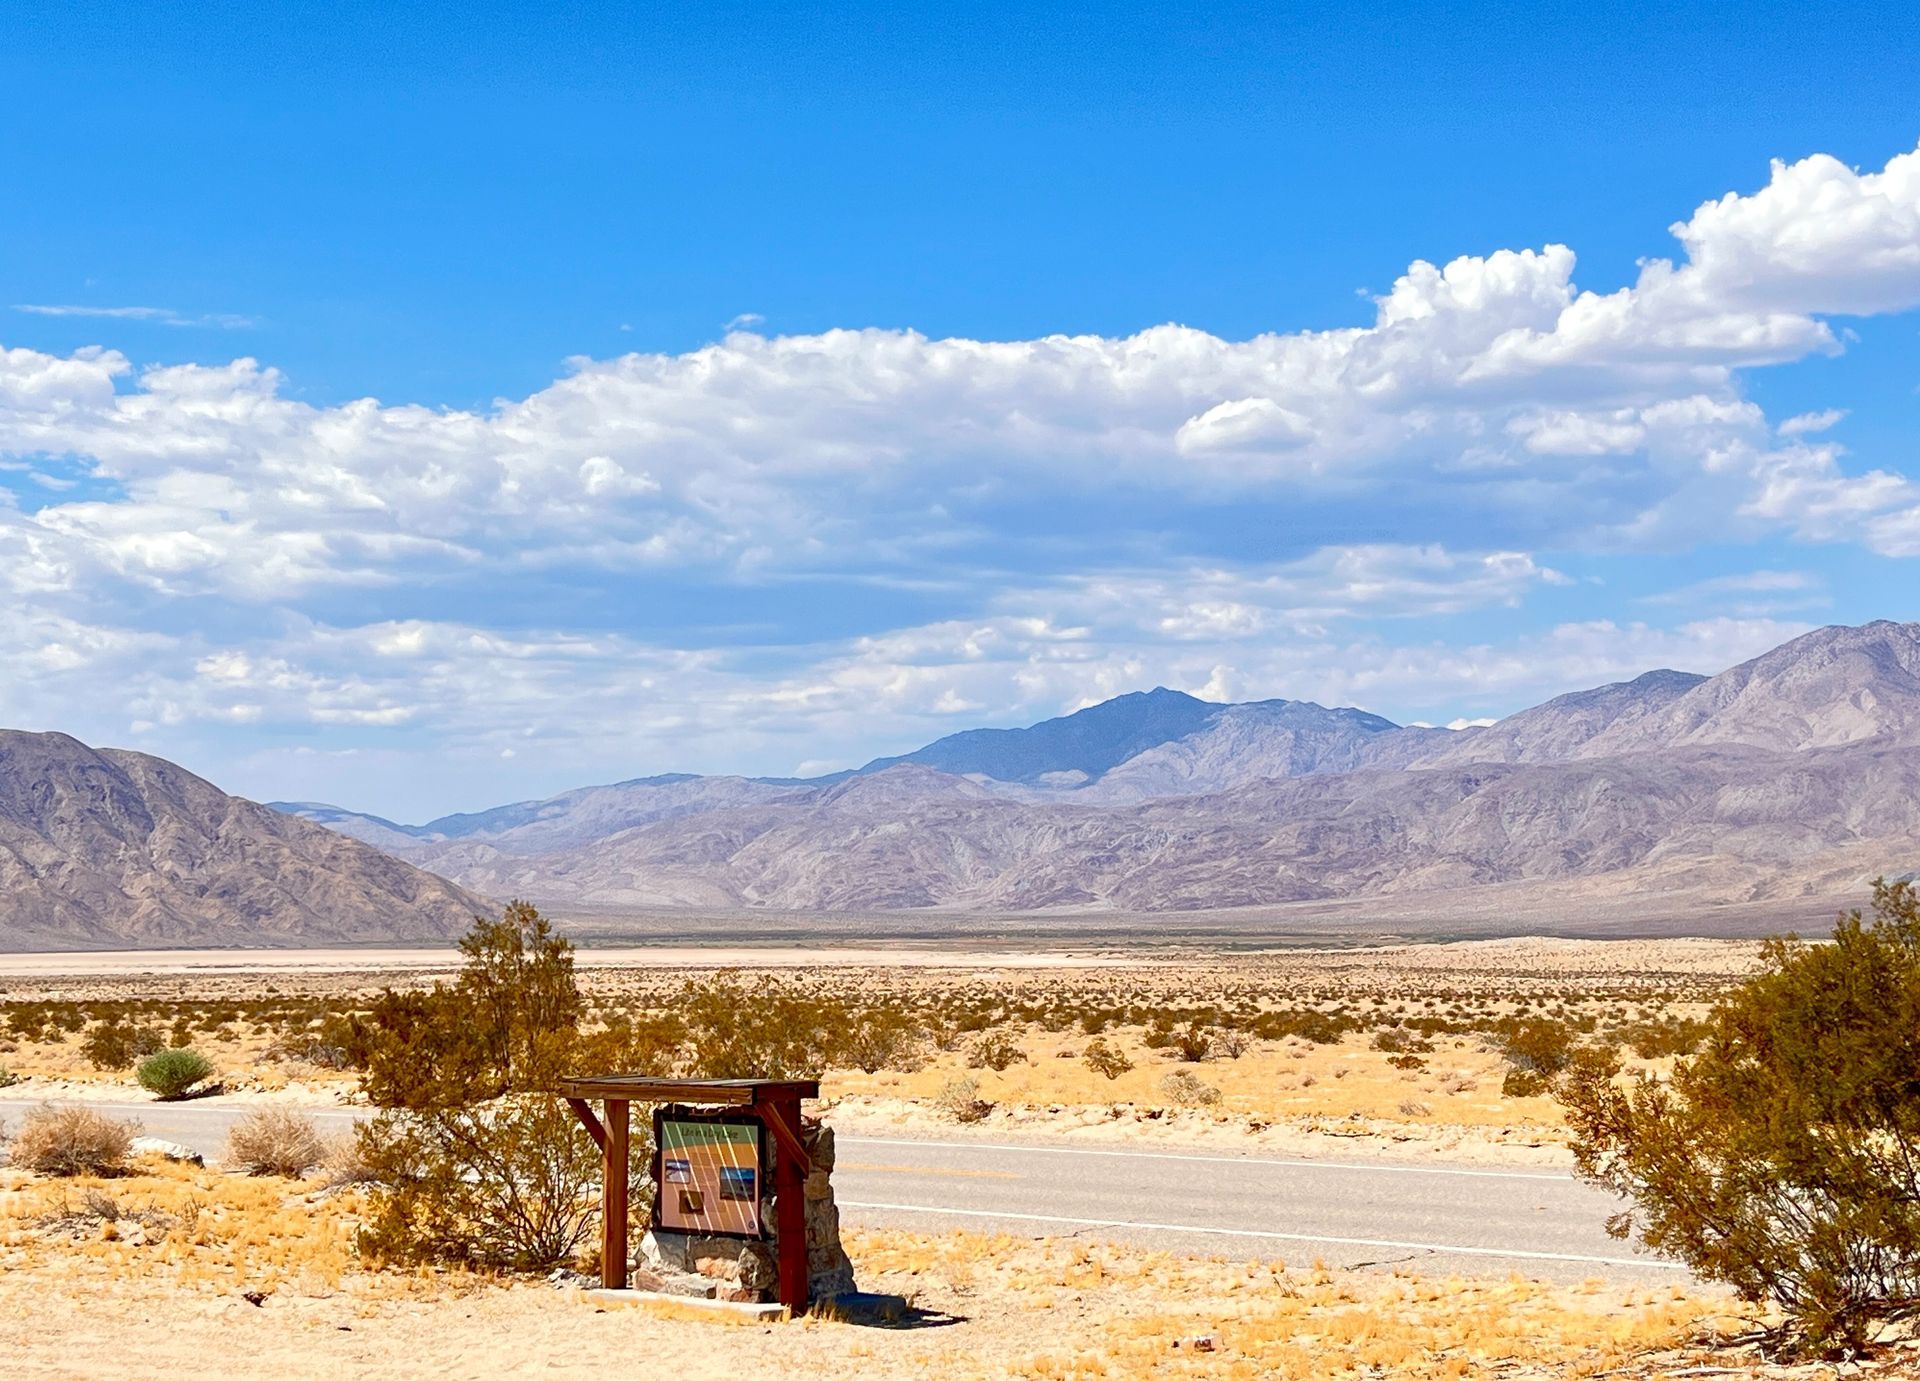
<box><xmin>0</xmin><ymin>934</ymin><xmax>1900</xmax><ymax>1378</ymax></box>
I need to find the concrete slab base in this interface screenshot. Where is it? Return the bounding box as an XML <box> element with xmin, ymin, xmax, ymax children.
<box><xmin>585</xmin><ymin>1288</ymin><xmax>790</xmax><ymax>1321</ymax></box>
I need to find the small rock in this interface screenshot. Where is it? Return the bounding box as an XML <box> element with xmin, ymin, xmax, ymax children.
<box><xmin>1191</xmin><ymin>1335</ymin><xmax>1217</xmax><ymax>1353</ymax></box>
<box><xmin>131</xmin><ymin>1136</ymin><xmax>204</xmax><ymax>1166</ymax></box>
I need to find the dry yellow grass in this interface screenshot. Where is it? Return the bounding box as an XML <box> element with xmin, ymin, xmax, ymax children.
<box><xmin>0</xmin><ymin>1185</ymin><xmax>1817</xmax><ymax>1380</ymax></box>
<box><xmin>842</xmin><ymin>1228</ymin><xmax>1737</xmax><ymax>1379</ymax></box>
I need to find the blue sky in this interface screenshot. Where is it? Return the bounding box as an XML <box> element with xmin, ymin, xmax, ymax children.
<box><xmin>3</xmin><ymin>3</ymin><xmax>1919</xmax><ymax>818</ymax></box>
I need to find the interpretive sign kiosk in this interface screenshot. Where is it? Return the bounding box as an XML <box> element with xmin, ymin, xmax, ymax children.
<box><xmin>557</xmin><ymin>1076</ymin><xmax>846</xmax><ymax>1313</ymax></box>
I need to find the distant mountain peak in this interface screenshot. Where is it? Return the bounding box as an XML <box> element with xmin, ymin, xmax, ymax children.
<box><xmin>855</xmin><ymin>686</ymin><xmax>1225</xmax><ymax>784</ymax></box>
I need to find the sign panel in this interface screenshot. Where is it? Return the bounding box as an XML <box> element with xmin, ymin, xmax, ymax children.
<box><xmin>655</xmin><ymin>1117</ymin><xmax>763</xmax><ymax>1237</ymax></box>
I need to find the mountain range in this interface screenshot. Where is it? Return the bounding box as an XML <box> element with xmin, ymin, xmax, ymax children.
<box><xmin>267</xmin><ymin>619</ymin><xmax>1920</xmax><ymax>923</ymax></box>
<box><xmin>4</xmin><ymin>620</ymin><xmax>1915</xmax><ymax>947</ymax></box>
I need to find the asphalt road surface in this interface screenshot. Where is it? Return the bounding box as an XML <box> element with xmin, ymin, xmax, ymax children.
<box><xmin>0</xmin><ymin>1100</ymin><xmax>1678</xmax><ymax>1284</ymax></box>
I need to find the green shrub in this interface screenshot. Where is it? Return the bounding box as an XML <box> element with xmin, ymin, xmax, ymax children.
<box><xmin>357</xmin><ymin>1095</ymin><xmax>608</xmax><ymax>1270</ymax></box>
<box><xmin>136</xmin><ymin>1047</ymin><xmax>214</xmax><ymax>1100</ymax></box>
<box><xmin>1560</xmin><ymin>880</ymin><xmax>1920</xmax><ymax>1354</ymax></box>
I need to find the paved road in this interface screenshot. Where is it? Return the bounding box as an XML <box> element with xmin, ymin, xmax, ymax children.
<box><xmin>0</xmin><ymin>1100</ymin><xmax>1676</xmax><ymax>1284</ymax></box>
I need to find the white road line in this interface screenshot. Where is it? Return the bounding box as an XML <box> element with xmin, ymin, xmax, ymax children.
<box><xmin>836</xmin><ymin>1199</ymin><xmax>1683</xmax><ymax>1270</ymax></box>
<box><xmin>838</xmin><ymin>1136</ymin><xmax>1569</xmax><ymax>1182</ymax></box>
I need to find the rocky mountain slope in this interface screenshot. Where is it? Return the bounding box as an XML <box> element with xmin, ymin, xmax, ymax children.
<box><xmin>434</xmin><ymin>744</ymin><xmax>1920</xmax><ymax>913</ymax></box>
<box><xmin>0</xmin><ymin>732</ymin><xmax>491</xmax><ymax>948</ymax></box>
<box><xmin>275</xmin><ymin>620</ymin><xmax>1920</xmax><ymax>918</ymax></box>
<box><xmin>1407</xmin><ymin>669</ymin><xmax>1708</xmax><ymax>767</ymax></box>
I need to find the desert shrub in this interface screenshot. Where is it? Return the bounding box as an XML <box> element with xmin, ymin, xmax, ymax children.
<box><xmin>1159</xmin><ymin>1070</ymin><xmax>1221</xmax><ymax>1107</ymax></box>
<box><xmin>935</xmin><ymin>1075</ymin><xmax>993</xmax><ymax>1123</ymax></box>
<box><xmin>225</xmin><ymin>1109</ymin><xmax>326</xmax><ymax>1177</ymax></box>
<box><xmin>965</xmin><ymin>1029</ymin><xmax>1028</xmax><ymax>1072</ymax></box>
<box><xmin>354</xmin><ymin>903</ymin><xmax>626</xmax><ymax>1271</ymax></box>
<box><xmin>1497</xmin><ymin>1016</ymin><xmax>1576</xmax><ymax>1096</ymax></box>
<box><xmin>1560</xmin><ymin>880</ymin><xmax>1920</xmax><ymax>1354</ymax></box>
<box><xmin>1497</xmin><ymin>1017</ymin><xmax>1575</xmax><ymax>1075</ymax></box>
<box><xmin>1398</xmin><ymin>1098</ymin><xmax>1432</xmax><ymax>1117</ymax></box>
<box><xmin>1216</xmin><ymin>1028</ymin><xmax>1253</xmax><ymax>1060</ymax></box>
<box><xmin>1387</xmin><ymin>1053</ymin><xmax>1427</xmax><ymax>1072</ymax></box>
<box><xmin>136</xmin><ymin>1047</ymin><xmax>214</xmax><ymax>1100</ymax></box>
<box><xmin>674</xmin><ymin>976</ymin><xmax>831</xmax><ymax>1080</ymax></box>
<box><xmin>842</xmin><ymin>1004</ymin><xmax>925</xmax><ymax>1074</ymax></box>
<box><xmin>1622</xmin><ymin>1015</ymin><xmax>1713</xmax><ymax>1060</ymax></box>
<box><xmin>1081</xmin><ymin>1037</ymin><xmax>1134</xmax><ymax>1081</ymax></box>
<box><xmin>1251</xmin><ymin>1009</ymin><xmax>1355</xmax><ymax>1045</ymax></box>
<box><xmin>8</xmin><ymin>1105</ymin><xmax>136</xmax><ymax>1176</ymax></box>
<box><xmin>1171</xmin><ymin>1022</ymin><xmax>1214</xmax><ymax>1063</ymax></box>
<box><xmin>1370</xmin><ymin>1025</ymin><xmax>1433</xmax><ymax>1055</ymax></box>
<box><xmin>358</xmin><ymin>1095</ymin><xmax>608</xmax><ymax>1269</ymax></box>
<box><xmin>0</xmin><ymin>1065</ymin><xmax>17</xmax><ymax>1089</ymax></box>
<box><xmin>82</xmin><ymin>1022</ymin><xmax>164</xmax><ymax>1071</ymax></box>
<box><xmin>263</xmin><ymin>1030</ymin><xmax>353</xmax><ymax>1070</ymax></box>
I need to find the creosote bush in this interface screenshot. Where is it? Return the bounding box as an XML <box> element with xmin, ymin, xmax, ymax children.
<box><xmin>226</xmin><ymin>1108</ymin><xmax>326</xmax><ymax>1177</ymax></box>
<box><xmin>354</xmin><ymin>902</ymin><xmax>621</xmax><ymax>1271</ymax></box>
<box><xmin>841</xmin><ymin>1003</ymin><xmax>926</xmax><ymax>1074</ymax></box>
<box><xmin>83</xmin><ymin>1022</ymin><xmax>164</xmax><ymax>1071</ymax></box>
<box><xmin>1497</xmin><ymin>1017</ymin><xmax>1576</xmax><ymax>1097</ymax></box>
<box><xmin>8</xmin><ymin>1105</ymin><xmax>136</xmax><ymax>1176</ymax></box>
<box><xmin>965</xmin><ymin>1029</ymin><xmax>1027</xmax><ymax>1072</ymax></box>
<box><xmin>136</xmin><ymin>1047</ymin><xmax>214</xmax><ymax>1100</ymax></box>
<box><xmin>1560</xmin><ymin>880</ymin><xmax>1920</xmax><ymax>1355</ymax></box>
<box><xmin>1081</xmin><ymin>1037</ymin><xmax>1134</xmax><ymax>1081</ymax></box>
<box><xmin>1171</xmin><ymin>1022</ymin><xmax>1214</xmax><ymax>1063</ymax></box>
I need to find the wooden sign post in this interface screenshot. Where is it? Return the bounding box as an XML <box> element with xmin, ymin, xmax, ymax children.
<box><xmin>558</xmin><ymin>1076</ymin><xmax>821</xmax><ymax>1312</ymax></box>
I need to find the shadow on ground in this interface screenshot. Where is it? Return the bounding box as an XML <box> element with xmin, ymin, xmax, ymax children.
<box><xmin>820</xmin><ymin>1291</ymin><xmax>966</xmax><ymax>1330</ymax></box>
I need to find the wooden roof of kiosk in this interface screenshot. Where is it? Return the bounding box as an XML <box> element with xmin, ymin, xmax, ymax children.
<box><xmin>557</xmin><ymin>1076</ymin><xmax>822</xmax><ymax>1310</ymax></box>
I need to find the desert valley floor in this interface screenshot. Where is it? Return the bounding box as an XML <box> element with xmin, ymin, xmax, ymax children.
<box><xmin>4</xmin><ymin>933</ymin><xmax>1905</xmax><ymax>1378</ymax></box>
